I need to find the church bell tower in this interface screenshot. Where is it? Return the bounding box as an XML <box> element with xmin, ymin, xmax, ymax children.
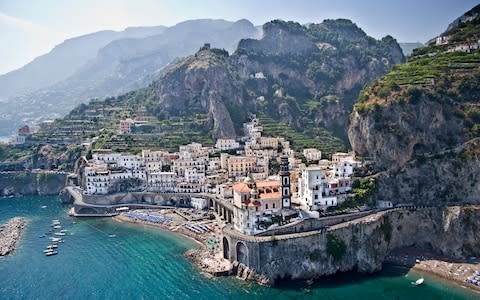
<box><xmin>279</xmin><ymin>156</ymin><xmax>291</xmax><ymax>208</ymax></box>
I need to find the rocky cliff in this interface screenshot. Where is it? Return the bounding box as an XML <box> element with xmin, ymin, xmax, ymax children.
<box><xmin>348</xmin><ymin>6</ymin><xmax>480</xmax><ymax>204</ymax></box>
<box><xmin>226</xmin><ymin>206</ymin><xmax>480</xmax><ymax>285</ymax></box>
<box><xmin>0</xmin><ymin>171</ymin><xmax>67</xmax><ymax>197</ymax></box>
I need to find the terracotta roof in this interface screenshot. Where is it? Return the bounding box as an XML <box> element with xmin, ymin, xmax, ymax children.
<box><xmin>255</xmin><ymin>180</ymin><xmax>280</xmax><ymax>188</ymax></box>
<box><xmin>233</xmin><ymin>183</ymin><xmax>251</xmax><ymax>193</ymax></box>
<box><xmin>259</xmin><ymin>191</ymin><xmax>281</xmax><ymax>200</ymax></box>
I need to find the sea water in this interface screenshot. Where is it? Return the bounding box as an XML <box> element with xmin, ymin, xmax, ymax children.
<box><xmin>0</xmin><ymin>196</ymin><xmax>478</xmax><ymax>299</ymax></box>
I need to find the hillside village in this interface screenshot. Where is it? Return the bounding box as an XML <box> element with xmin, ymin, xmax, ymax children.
<box><xmin>82</xmin><ymin>116</ymin><xmax>361</xmax><ymax>235</ymax></box>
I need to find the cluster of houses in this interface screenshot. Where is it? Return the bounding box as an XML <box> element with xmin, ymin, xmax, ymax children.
<box><xmin>435</xmin><ymin>35</ymin><xmax>480</xmax><ymax>53</ymax></box>
<box><xmin>84</xmin><ymin>116</ymin><xmax>361</xmax><ymax>235</ymax></box>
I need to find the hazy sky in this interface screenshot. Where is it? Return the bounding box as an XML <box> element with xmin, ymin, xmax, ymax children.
<box><xmin>0</xmin><ymin>0</ymin><xmax>478</xmax><ymax>75</ymax></box>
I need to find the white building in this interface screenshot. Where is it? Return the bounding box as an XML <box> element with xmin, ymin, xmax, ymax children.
<box><xmin>184</xmin><ymin>168</ymin><xmax>205</xmax><ymax>184</ymax></box>
<box><xmin>303</xmin><ymin>148</ymin><xmax>322</xmax><ymax>162</ymax></box>
<box><xmin>191</xmin><ymin>197</ymin><xmax>209</xmax><ymax>210</ymax></box>
<box><xmin>148</xmin><ymin>172</ymin><xmax>176</xmax><ymax>192</ymax></box>
<box><xmin>85</xmin><ymin>166</ymin><xmax>110</xmax><ymax>195</ymax></box>
<box><xmin>297</xmin><ymin>167</ymin><xmax>337</xmax><ymax>210</ymax></box>
<box><xmin>215</xmin><ymin>139</ymin><xmax>240</xmax><ymax>151</ymax></box>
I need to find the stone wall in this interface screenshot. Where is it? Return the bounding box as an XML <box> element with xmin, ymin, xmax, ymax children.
<box><xmin>255</xmin><ymin>211</ymin><xmax>371</xmax><ymax>236</ymax></box>
<box><xmin>223</xmin><ymin>206</ymin><xmax>480</xmax><ymax>285</ymax></box>
<box><xmin>0</xmin><ymin>171</ymin><xmax>67</xmax><ymax>197</ymax></box>
<box><xmin>82</xmin><ymin>192</ymin><xmax>193</xmax><ymax>207</ymax></box>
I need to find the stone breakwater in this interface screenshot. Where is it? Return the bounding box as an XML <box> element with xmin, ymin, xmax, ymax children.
<box><xmin>0</xmin><ymin>217</ymin><xmax>26</xmax><ymax>256</ymax></box>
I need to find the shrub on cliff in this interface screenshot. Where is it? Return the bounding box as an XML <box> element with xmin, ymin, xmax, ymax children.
<box><xmin>326</xmin><ymin>233</ymin><xmax>347</xmax><ymax>262</ymax></box>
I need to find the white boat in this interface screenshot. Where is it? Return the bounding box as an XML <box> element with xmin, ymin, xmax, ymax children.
<box><xmin>60</xmin><ymin>229</ymin><xmax>68</xmax><ymax>233</ymax></box>
<box><xmin>54</xmin><ymin>232</ymin><xmax>66</xmax><ymax>236</ymax></box>
<box><xmin>108</xmin><ymin>234</ymin><xmax>117</xmax><ymax>238</ymax></box>
<box><xmin>41</xmin><ymin>206</ymin><xmax>47</xmax><ymax>209</ymax></box>
<box><xmin>45</xmin><ymin>251</ymin><xmax>58</xmax><ymax>256</ymax></box>
<box><xmin>53</xmin><ymin>225</ymin><xmax>62</xmax><ymax>229</ymax></box>
<box><xmin>50</xmin><ymin>237</ymin><xmax>62</xmax><ymax>242</ymax></box>
<box><xmin>415</xmin><ymin>278</ymin><xmax>425</xmax><ymax>285</ymax></box>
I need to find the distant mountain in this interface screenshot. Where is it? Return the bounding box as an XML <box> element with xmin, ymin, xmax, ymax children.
<box><xmin>0</xmin><ymin>19</ymin><xmax>261</xmax><ymax>136</ymax></box>
<box><xmin>399</xmin><ymin>42</ymin><xmax>423</xmax><ymax>56</ymax></box>
<box><xmin>0</xmin><ymin>26</ymin><xmax>166</xmax><ymax>99</ymax></box>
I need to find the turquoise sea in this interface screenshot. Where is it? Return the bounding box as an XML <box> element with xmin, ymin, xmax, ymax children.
<box><xmin>0</xmin><ymin>196</ymin><xmax>478</xmax><ymax>300</ymax></box>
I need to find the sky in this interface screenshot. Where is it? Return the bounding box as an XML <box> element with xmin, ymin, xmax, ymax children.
<box><xmin>0</xmin><ymin>0</ymin><xmax>478</xmax><ymax>75</ymax></box>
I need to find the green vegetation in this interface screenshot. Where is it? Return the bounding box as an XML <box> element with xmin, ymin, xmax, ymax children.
<box><xmin>352</xmin><ymin>178</ymin><xmax>375</xmax><ymax>204</ymax></box>
<box><xmin>330</xmin><ymin>178</ymin><xmax>375</xmax><ymax>212</ymax></box>
<box><xmin>308</xmin><ymin>249</ymin><xmax>322</xmax><ymax>262</ymax></box>
<box><xmin>326</xmin><ymin>233</ymin><xmax>347</xmax><ymax>262</ymax></box>
<box><xmin>258</xmin><ymin>115</ymin><xmax>345</xmax><ymax>155</ymax></box>
<box><xmin>0</xmin><ymin>144</ymin><xmax>33</xmax><ymax>162</ymax></box>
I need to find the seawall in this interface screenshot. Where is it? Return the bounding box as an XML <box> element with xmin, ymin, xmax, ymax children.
<box><xmin>0</xmin><ymin>171</ymin><xmax>68</xmax><ymax>197</ymax></box>
<box><xmin>223</xmin><ymin>206</ymin><xmax>480</xmax><ymax>285</ymax></box>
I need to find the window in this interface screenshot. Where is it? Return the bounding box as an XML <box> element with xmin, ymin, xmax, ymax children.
<box><xmin>314</xmin><ymin>194</ymin><xmax>318</xmax><ymax>200</ymax></box>
<box><xmin>273</xmin><ymin>203</ymin><xmax>276</xmax><ymax>209</ymax></box>
<box><xmin>265</xmin><ymin>204</ymin><xmax>269</xmax><ymax>209</ymax></box>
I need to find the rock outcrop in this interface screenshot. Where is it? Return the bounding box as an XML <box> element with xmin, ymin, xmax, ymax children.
<box><xmin>0</xmin><ymin>217</ymin><xmax>26</xmax><ymax>256</ymax></box>
<box><xmin>0</xmin><ymin>171</ymin><xmax>67</xmax><ymax>197</ymax></box>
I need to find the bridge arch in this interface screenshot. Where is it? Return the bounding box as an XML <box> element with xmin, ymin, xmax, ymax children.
<box><xmin>223</xmin><ymin>237</ymin><xmax>230</xmax><ymax>259</ymax></box>
<box><xmin>236</xmin><ymin>241</ymin><xmax>249</xmax><ymax>265</ymax></box>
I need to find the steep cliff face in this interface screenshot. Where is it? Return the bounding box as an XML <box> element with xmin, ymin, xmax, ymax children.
<box><xmin>230</xmin><ymin>206</ymin><xmax>480</xmax><ymax>285</ymax></box>
<box><xmin>151</xmin><ymin>49</ymin><xmax>238</xmax><ymax>138</ymax></box>
<box><xmin>0</xmin><ymin>171</ymin><xmax>67</xmax><ymax>197</ymax></box>
<box><xmin>348</xmin><ymin>7</ymin><xmax>480</xmax><ymax>204</ymax></box>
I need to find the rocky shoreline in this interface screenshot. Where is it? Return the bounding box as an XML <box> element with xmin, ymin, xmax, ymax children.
<box><xmin>0</xmin><ymin>217</ymin><xmax>26</xmax><ymax>256</ymax></box>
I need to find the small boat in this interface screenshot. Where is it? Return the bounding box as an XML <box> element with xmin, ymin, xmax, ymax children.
<box><xmin>45</xmin><ymin>251</ymin><xmax>58</xmax><ymax>256</ymax></box>
<box><xmin>39</xmin><ymin>235</ymin><xmax>45</xmax><ymax>238</ymax></box>
<box><xmin>53</xmin><ymin>225</ymin><xmax>62</xmax><ymax>229</ymax></box>
<box><xmin>415</xmin><ymin>278</ymin><xmax>425</xmax><ymax>285</ymax></box>
<box><xmin>108</xmin><ymin>234</ymin><xmax>117</xmax><ymax>238</ymax></box>
<box><xmin>60</xmin><ymin>229</ymin><xmax>68</xmax><ymax>233</ymax></box>
<box><xmin>41</xmin><ymin>206</ymin><xmax>47</xmax><ymax>209</ymax></box>
<box><xmin>50</xmin><ymin>237</ymin><xmax>62</xmax><ymax>242</ymax></box>
<box><xmin>54</xmin><ymin>232</ymin><xmax>66</xmax><ymax>236</ymax></box>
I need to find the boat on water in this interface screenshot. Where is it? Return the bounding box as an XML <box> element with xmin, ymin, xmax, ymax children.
<box><xmin>41</xmin><ymin>206</ymin><xmax>47</xmax><ymax>209</ymax></box>
<box><xmin>53</xmin><ymin>225</ymin><xmax>62</xmax><ymax>229</ymax></box>
<box><xmin>54</xmin><ymin>232</ymin><xmax>66</xmax><ymax>236</ymax></box>
<box><xmin>60</xmin><ymin>229</ymin><xmax>68</xmax><ymax>233</ymax></box>
<box><xmin>50</xmin><ymin>237</ymin><xmax>62</xmax><ymax>242</ymax></box>
<box><xmin>415</xmin><ymin>278</ymin><xmax>425</xmax><ymax>285</ymax></box>
<box><xmin>45</xmin><ymin>251</ymin><xmax>58</xmax><ymax>256</ymax></box>
<box><xmin>108</xmin><ymin>234</ymin><xmax>117</xmax><ymax>238</ymax></box>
